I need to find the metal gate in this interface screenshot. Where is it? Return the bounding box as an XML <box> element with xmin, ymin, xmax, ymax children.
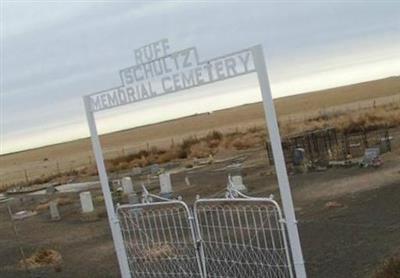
<box><xmin>117</xmin><ymin>196</ymin><xmax>202</xmax><ymax>277</ymax></box>
<box><xmin>117</xmin><ymin>189</ymin><xmax>293</xmax><ymax>278</ymax></box>
<box><xmin>194</xmin><ymin>194</ymin><xmax>293</xmax><ymax>278</ymax></box>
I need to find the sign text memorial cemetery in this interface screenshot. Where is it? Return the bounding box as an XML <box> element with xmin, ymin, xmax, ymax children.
<box><xmin>88</xmin><ymin>39</ymin><xmax>255</xmax><ymax>112</ymax></box>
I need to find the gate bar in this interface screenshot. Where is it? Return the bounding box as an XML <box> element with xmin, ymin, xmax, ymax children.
<box><xmin>83</xmin><ymin>97</ymin><xmax>131</xmax><ymax>278</ymax></box>
<box><xmin>252</xmin><ymin>45</ymin><xmax>307</xmax><ymax>278</ymax></box>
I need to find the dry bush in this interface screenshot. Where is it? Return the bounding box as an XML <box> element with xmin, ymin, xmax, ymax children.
<box><xmin>57</xmin><ymin>196</ymin><xmax>74</xmax><ymax>206</ymax></box>
<box><xmin>247</xmin><ymin>126</ymin><xmax>263</xmax><ymax>134</ymax></box>
<box><xmin>189</xmin><ymin>141</ymin><xmax>212</xmax><ymax>158</ymax></box>
<box><xmin>205</xmin><ymin>130</ymin><xmax>223</xmax><ymax>148</ymax></box>
<box><xmin>230</xmin><ymin>133</ymin><xmax>263</xmax><ymax>150</ymax></box>
<box><xmin>208</xmin><ymin>139</ymin><xmax>222</xmax><ymax>148</ymax></box>
<box><xmin>117</xmin><ymin>161</ymin><xmax>131</xmax><ymax>170</ymax></box>
<box><xmin>373</xmin><ymin>256</ymin><xmax>400</xmax><ymax>278</ymax></box>
<box><xmin>156</xmin><ymin>147</ymin><xmax>185</xmax><ymax>164</ymax></box>
<box><xmin>205</xmin><ymin>130</ymin><xmax>223</xmax><ymax>141</ymax></box>
<box><xmin>280</xmin><ymin>103</ymin><xmax>400</xmax><ymax>136</ymax></box>
<box><xmin>180</xmin><ymin>136</ymin><xmax>200</xmax><ymax>157</ymax></box>
<box><xmin>144</xmin><ymin>244</ymin><xmax>174</xmax><ymax>261</ymax></box>
<box><xmin>20</xmin><ymin>249</ymin><xmax>62</xmax><ymax>270</ymax></box>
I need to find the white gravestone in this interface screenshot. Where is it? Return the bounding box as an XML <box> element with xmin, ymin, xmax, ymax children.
<box><xmin>121</xmin><ymin>177</ymin><xmax>134</xmax><ymax>194</ymax></box>
<box><xmin>49</xmin><ymin>200</ymin><xmax>60</xmax><ymax>221</ymax></box>
<box><xmin>80</xmin><ymin>191</ymin><xmax>94</xmax><ymax>213</ymax></box>
<box><xmin>231</xmin><ymin>175</ymin><xmax>247</xmax><ymax>192</ymax></box>
<box><xmin>159</xmin><ymin>173</ymin><xmax>172</xmax><ymax>198</ymax></box>
<box><xmin>132</xmin><ymin>167</ymin><xmax>142</xmax><ymax>175</ymax></box>
<box><xmin>184</xmin><ymin>176</ymin><xmax>191</xmax><ymax>186</ymax></box>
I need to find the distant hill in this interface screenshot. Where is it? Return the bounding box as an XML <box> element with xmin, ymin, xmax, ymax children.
<box><xmin>274</xmin><ymin>76</ymin><xmax>400</xmax><ymax>115</ymax></box>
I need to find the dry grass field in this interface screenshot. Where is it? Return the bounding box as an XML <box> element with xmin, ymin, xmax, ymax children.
<box><xmin>1</xmin><ymin>76</ymin><xmax>399</xmax><ymax>189</ymax></box>
<box><xmin>1</xmin><ymin>77</ymin><xmax>400</xmax><ymax>278</ymax></box>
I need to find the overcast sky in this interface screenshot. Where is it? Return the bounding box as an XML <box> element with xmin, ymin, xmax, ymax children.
<box><xmin>1</xmin><ymin>1</ymin><xmax>399</xmax><ymax>154</ymax></box>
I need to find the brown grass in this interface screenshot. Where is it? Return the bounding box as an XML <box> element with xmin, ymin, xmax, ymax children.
<box><xmin>281</xmin><ymin>102</ymin><xmax>400</xmax><ymax>136</ymax></box>
<box><xmin>103</xmin><ymin>102</ymin><xmax>399</xmax><ymax>171</ymax></box>
<box><xmin>20</xmin><ymin>249</ymin><xmax>62</xmax><ymax>270</ymax></box>
<box><xmin>373</xmin><ymin>256</ymin><xmax>400</xmax><ymax>278</ymax></box>
<box><xmin>35</xmin><ymin>196</ymin><xmax>74</xmax><ymax>211</ymax></box>
<box><xmin>4</xmin><ymin>101</ymin><xmax>399</xmax><ymax>192</ymax></box>
<box><xmin>144</xmin><ymin>244</ymin><xmax>174</xmax><ymax>261</ymax></box>
<box><xmin>1</xmin><ymin>77</ymin><xmax>399</xmax><ymax>190</ymax></box>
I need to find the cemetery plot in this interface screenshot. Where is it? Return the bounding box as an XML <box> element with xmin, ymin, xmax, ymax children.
<box><xmin>266</xmin><ymin>127</ymin><xmax>392</xmax><ymax>167</ymax></box>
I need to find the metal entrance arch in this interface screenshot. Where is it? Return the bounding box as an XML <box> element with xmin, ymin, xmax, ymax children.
<box><xmin>83</xmin><ymin>41</ymin><xmax>307</xmax><ymax>278</ymax></box>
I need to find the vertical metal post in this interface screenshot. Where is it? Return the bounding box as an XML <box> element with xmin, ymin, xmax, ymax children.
<box><xmin>83</xmin><ymin>97</ymin><xmax>131</xmax><ymax>278</ymax></box>
<box><xmin>4</xmin><ymin>200</ymin><xmax>32</xmax><ymax>278</ymax></box>
<box><xmin>56</xmin><ymin>161</ymin><xmax>61</xmax><ymax>175</ymax></box>
<box><xmin>252</xmin><ymin>45</ymin><xmax>307</xmax><ymax>278</ymax></box>
<box><xmin>24</xmin><ymin>169</ymin><xmax>29</xmax><ymax>184</ymax></box>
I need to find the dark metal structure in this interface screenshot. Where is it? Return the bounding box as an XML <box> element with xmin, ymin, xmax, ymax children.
<box><xmin>266</xmin><ymin>127</ymin><xmax>391</xmax><ymax>166</ymax></box>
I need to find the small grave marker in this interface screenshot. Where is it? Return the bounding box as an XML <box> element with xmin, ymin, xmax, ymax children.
<box><xmin>159</xmin><ymin>173</ymin><xmax>172</xmax><ymax>199</ymax></box>
<box><xmin>230</xmin><ymin>175</ymin><xmax>247</xmax><ymax>192</ymax></box>
<box><xmin>184</xmin><ymin>176</ymin><xmax>191</xmax><ymax>186</ymax></box>
<box><xmin>49</xmin><ymin>201</ymin><xmax>60</xmax><ymax>221</ymax></box>
<box><xmin>121</xmin><ymin>177</ymin><xmax>134</xmax><ymax>194</ymax></box>
<box><xmin>132</xmin><ymin>167</ymin><xmax>142</xmax><ymax>175</ymax></box>
<box><xmin>360</xmin><ymin>147</ymin><xmax>382</xmax><ymax>167</ymax></box>
<box><xmin>79</xmin><ymin>191</ymin><xmax>94</xmax><ymax>213</ymax></box>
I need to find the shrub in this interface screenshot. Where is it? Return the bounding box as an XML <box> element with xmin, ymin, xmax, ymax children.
<box><xmin>230</xmin><ymin>133</ymin><xmax>262</xmax><ymax>150</ymax></box>
<box><xmin>189</xmin><ymin>142</ymin><xmax>212</xmax><ymax>158</ymax></box>
<box><xmin>205</xmin><ymin>130</ymin><xmax>223</xmax><ymax>141</ymax></box>
<box><xmin>180</xmin><ymin>136</ymin><xmax>200</xmax><ymax>158</ymax></box>
<box><xmin>373</xmin><ymin>256</ymin><xmax>400</xmax><ymax>278</ymax></box>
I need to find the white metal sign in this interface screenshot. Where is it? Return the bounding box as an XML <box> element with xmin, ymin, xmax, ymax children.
<box><xmin>83</xmin><ymin>39</ymin><xmax>307</xmax><ymax>278</ymax></box>
<box><xmin>87</xmin><ymin>39</ymin><xmax>254</xmax><ymax>112</ymax></box>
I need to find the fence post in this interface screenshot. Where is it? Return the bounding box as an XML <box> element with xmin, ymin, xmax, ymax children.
<box><xmin>385</xmin><ymin>128</ymin><xmax>391</xmax><ymax>152</ymax></box>
<box><xmin>362</xmin><ymin>129</ymin><xmax>368</xmax><ymax>148</ymax></box>
<box><xmin>6</xmin><ymin>202</ymin><xmax>32</xmax><ymax>277</ymax></box>
<box><xmin>56</xmin><ymin>161</ymin><xmax>61</xmax><ymax>175</ymax></box>
<box><xmin>342</xmin><ymin>133</ymin><xmax>348</xmax><ymax>160</ymax></box>
<box><xmin>23</xmin><ymin>169</ymin><xmax>29</xmax><ymax>184</ymax></box>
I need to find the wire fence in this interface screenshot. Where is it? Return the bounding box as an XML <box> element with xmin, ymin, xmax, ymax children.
<box><xmin>266</xmin><ymin>127</ymin><xmax>395</xmax><ymax>166</ymax></box>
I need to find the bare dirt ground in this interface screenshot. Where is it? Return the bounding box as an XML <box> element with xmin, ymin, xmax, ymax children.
<box><xmin>0</xmin><ymin>146</ymin><xmax>399</xmax><ymax>278</ymax></box>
